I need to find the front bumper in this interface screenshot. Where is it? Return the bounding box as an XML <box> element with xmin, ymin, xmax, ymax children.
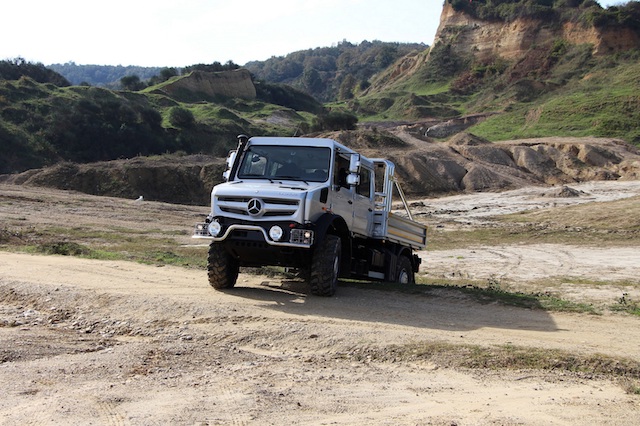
<box><xmin>193</xmin><ymin>220</ymin><xmax>315</xmax><ymax>249</ymax></box>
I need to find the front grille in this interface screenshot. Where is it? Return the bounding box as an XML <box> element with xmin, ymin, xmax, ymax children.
<box><xmin>216</xmin><ymin>196</ymin><xmax>299</xmax><ymax>217</ymax></box>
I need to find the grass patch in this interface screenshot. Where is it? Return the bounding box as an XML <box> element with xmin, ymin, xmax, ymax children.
<box><xmin>36</xmin><ymin>241</ymin><xmax>91</xmax><ymax>256</ymax></box>
<box><xmin>468</xmin><ymin>60</ymin><xmax>640</xmax><ymax>145</ymax></box>
<box><xmin>1</xmin><ymin>222</ymin><xmax>207</xmax><ymax>269</ymax></box>
<box><xmin>610</xmin><ymin>293</ymin><xmax>640</xmax><ymax>317</ymax></box>
<box><xmin>343</xmin><ymin>277</ymin><xmax>600</xmax><ymax>314</ymax></box>
<box><xmin>348</xmin><ymin>340</ymin><xmax>640</xmax><ymax>387</ymax></box>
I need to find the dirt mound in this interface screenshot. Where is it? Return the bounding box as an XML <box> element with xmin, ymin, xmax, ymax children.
<box><xmin>0</xmin><ymin>155</ymin><xmax>226</xmax><ymax>205</ymax></box>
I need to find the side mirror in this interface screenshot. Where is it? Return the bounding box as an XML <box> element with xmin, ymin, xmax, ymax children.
<box><xmin>349</xmin><ymin>154</ymin><xmax>361</xmax><ymax>173</ymax></box>
<box><xmin>346</xmin><ymin>173</ymin><xmax>360</xmax><ymax>186</ymax></box>
<box><xmin>222</xmin><ymin>150</ymin><xmax>237</xmax><ymax>181</ymax></box>
<box><xmin>226</xmin><ymin>150</ymin><xmax>237</xmax><ymax>168</ymax></box>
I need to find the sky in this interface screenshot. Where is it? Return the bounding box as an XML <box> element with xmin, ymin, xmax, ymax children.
<box><xmin>2</xmin><ymin>0</ymin><xmax>624</xmax><ymax>68</ymax></box>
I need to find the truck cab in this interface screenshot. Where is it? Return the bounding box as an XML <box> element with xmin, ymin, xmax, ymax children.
<box><xmin>194</xmin><ymin>135</ymin><xmax>427</xmax><ymax>296</ymax></box>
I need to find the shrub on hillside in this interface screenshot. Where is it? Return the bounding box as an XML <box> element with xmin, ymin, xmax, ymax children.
<box><xmin>41</xmin><ymin>89</ymin><xmax>175</xmax><ymax>162</ymax></box>
<box><xmin>313</xmin><ymin>111</ymin><xmax>358</xmax><ymax>131</ymax></box>
<box><xmin>0</xmin><ymin>58</ymin><xmax>70</xmax><ymax>86</ymax></box>
<box><xmin>168</xmin><ymin>106</ymin><xmax>195</xmax><ymax>128</ymax></box>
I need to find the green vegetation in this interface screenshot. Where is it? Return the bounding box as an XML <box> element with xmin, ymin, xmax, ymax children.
<box><xmin>611</xmin><ymin>293</ymin><xmax>640</xmax><ymax>316</ymax></box>
<box><xmin>470</xmin><ymin>54</ymin><xmax>640</xmax><ymax>143</ymax></box>
<box><xmin>352</xmin><ymin>339</ymin><xmax>640</xmax><ymax>387</ymax></box>
<box><xmin>4</xmin><ymin>224</ymin><xmax>207</xmax><ymax>269</ymax></box>
<box><xmin>245</xmin><ymin>40</ymin><xmax>426</xmax><ymax>102</ymax></box>
<box><xmin>448</xmin><ymin>0</ymin><xmax>640</xmax><ymax>29</ymax></box>
<box><xmin>345</xmin><ymin>277</ymin><xmax>600</xmax><ymax>314</ymax></box>
<box><xmin>1</xmin><ymin>58</ymin><xmax>70</xmax><ymax>86</ymax></box>
<box><xmin>48</xmin><ymin>62</ymin><xmax>161</xmax><ymax>87</ymax></box>
<box><xmin>0</xmin><ymin>72</ymin><xmax>320</xmax><ymax>174</ymax></box>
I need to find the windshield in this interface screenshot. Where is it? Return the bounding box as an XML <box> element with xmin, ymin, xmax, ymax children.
<box><xmin>237</xmin><ymin>145</ymin><xmax>331</xmax><ymax>182</ymax></box>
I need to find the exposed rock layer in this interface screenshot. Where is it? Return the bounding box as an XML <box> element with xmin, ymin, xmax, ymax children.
<box><xmin>434</xmin><ymin>3</ymin><xmax>640</xmax><ymax>61</ymax></box>
<box><xmin>155</xmin><ymin>69</ymin><xmax>257</xmax><ymax>101</ymax></box>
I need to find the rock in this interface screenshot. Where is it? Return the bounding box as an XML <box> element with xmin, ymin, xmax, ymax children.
<box><xmin>556</xmin><ymin>186</ymin><xmax>586</xmax><ymax>198</ymax></box>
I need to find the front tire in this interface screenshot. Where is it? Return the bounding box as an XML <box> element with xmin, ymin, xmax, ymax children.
<box><xmin>396</xmin><ymin>256</ymin><xmax>415</xmax><ymax>284</ymax></box>
<box><xmin>207</xmin><ymin>242</ymin><xmax>239</xmax><ymax>289</ymax></box>
<box><xmin>310</xmin><ymin>235</ymin><xmax>341</xmax><ymax>296</ymax></box>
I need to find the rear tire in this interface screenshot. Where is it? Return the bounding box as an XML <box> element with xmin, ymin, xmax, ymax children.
<box><xmin>396</xmin><ymin>256</ymin><xmax>414</xmax><ymax>284</ymax></box>
<box><xmin>310</xmin><ymin>235</ymin><xmax>341</xmax><ymax>296</ymax></box>
<box><xmin>207</xmin><ymin>242</ymin><xmax>239</xmax><ymax>289</ymax></box>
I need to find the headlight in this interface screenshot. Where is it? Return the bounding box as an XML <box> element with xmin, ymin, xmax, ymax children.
<box><xmin>269</xmin><ymin>225</ymin><xmax>284</xmax><ymax>241</ymax></box>
<box><xmin>208</xmin><ymin>220</ymin><xmax>222</xmax><ymax>237</ymax></box>
<box><xmin>290</xmin><ymin>228</ymin><xmax>314</xmax><ymax>245</ymax></box>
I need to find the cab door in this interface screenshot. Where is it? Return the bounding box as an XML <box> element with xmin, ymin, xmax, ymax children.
<box><xmin>351</xmin><ymin>165</ymin><xmax>374</xmax><ymax>237</ymax></box>
<box><xmin>329</xmin><ymin>153</ymin><xmax>355</xmax><ymax>229</ymax></box>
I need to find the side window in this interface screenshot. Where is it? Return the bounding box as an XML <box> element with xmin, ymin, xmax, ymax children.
<box><xmin>356</xmin><ymin>167</ymin><xmax>372</xmax><ymax>199</ymax></box>
<box><xmin>241</xmin><ymin>153</ymin><xmax>267</xmax><ymax>175</ymax></box>
<box><xmin>333</xmin><ymin>154</ymin><xmax>351</xmax><ymax>189</ymax></box>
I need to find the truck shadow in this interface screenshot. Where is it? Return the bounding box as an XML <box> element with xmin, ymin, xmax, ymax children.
<box><xmin>220</xmin><ymin>278</ymin><xmax>559</xmax><ymax>333</ymax></box>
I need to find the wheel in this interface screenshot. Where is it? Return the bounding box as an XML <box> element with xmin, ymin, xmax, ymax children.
<box><xmin>207</xmin><ymin>242</ymin><xmax>239</xmax><ymax>289</ymax></box>
<box><xmin>310</xmin><ymin>235</ymin><xmax>341</xmax><ymax>296</ymax></box>
<box><xmin>395</xmin><ymin>256</ymin><xmax>415</xmax><ymax>284</ymax></box>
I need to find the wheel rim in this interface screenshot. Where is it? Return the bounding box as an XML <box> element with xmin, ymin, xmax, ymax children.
<box><xmin>332</xmin><ymin>256</ymin><xmax>339</xmax><ymax>282</ymax></box>
<box><xmin>398</xmin><ymin>269</ymin><xmax>409</xmax><ymax>284</ymax></box>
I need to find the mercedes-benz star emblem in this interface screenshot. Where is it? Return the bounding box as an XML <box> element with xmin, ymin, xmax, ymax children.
<box><xmin>247</xmin><ymin>198</ymin><xmax>263</xmax><ymax>216</ymax></box>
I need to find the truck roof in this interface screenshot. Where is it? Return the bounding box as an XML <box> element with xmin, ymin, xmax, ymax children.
<box><xmin>248</xmin><ymin>136</ymin><xmax>355</xmax><ymax>155</ymax></box>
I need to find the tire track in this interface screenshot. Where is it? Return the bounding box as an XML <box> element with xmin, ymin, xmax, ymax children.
<box><xmin>96</xmin><ymin>399</ymin><xmax>128</xmax><ymax>426</ymax></box>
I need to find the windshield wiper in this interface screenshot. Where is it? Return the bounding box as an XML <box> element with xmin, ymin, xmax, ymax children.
<box><xmin>276</xmin><ymin>176</ymin><xmax>309</xmax><ymax>185</ymax></box>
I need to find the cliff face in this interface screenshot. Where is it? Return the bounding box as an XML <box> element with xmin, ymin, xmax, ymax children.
<box><xmin>433</xmin><ymin>3</ymin><xmax>640</xmax><ymax>61</ymax></box>
<box><xmin>158</xmin><ymin>69</ymin><xmax>256</xmax><ymax>101</ymax></box>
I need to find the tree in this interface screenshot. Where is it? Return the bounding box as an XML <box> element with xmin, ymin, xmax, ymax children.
<box><xmin>120</xmin><ymin>75</ymin><xmax>145</xmax><ymax>91</ymax></box>
<box><xmin>338</xmin><ymin>74</ymin><xmax>357</xmax><ymax>100</ymax></box>
<box><xmin>147</xmin><ymin>67</ymin><xmax>179</xmax><ymax>86</ymax></box>
<box><xmin>0</xmin><ymin>57</ymin><xmax>70</xmax><ymax>86</ymax></box>
<box><xmin>168</xmin><ymin>106</ymin><xmax>195</xmax><ymax>128</ymax></box>
<box><xmin>302</xmin><ymin>68</ymin><xmax>324</xmax><ymax>93</ymax></box>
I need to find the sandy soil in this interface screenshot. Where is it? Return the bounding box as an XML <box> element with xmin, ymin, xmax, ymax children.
<box><xmin>415</xmin><ymin>181</ymin><xmax>640</xmax><ymax>305</ymax></box>
<box><xmin>1</xmin><ymin>182</ymin><xmax>639</xmax><ymax>425</ymax></box>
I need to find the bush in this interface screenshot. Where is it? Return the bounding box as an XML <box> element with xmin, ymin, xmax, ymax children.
<box><xmin>313</xmin><ymin>111</ymin><xmax>358</xmax><ymax>131</ymax></box>
<box><xmin>420</xmin><ymin>42</ymin><xmax>468</xmax><ymax>82</ymax></box>
<box><xmin>168</xmin><ymin>106</ymin><xmax>195</xmax><ymax>128</ymax></box>
<box><xmin>120</xmin><ymin>75</ymin><xmax>146</xmax><ymax>91</ymax></box>
<box><xmin>0</xmin><ymin>58</ymin><xmax>70</xmax><ymax>86</ymax></box>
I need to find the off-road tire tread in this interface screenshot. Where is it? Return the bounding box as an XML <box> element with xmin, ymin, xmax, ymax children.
<box><xmin>396</xmin><ymin>256</ymin><xmax>415</xmax><ymax>284</ymax></box>
<box><xmin>310</xmin><ymin>235</ymin><xmax>341</xmax><ymax>297</ymax></box>
<box><xmin>207</xmin><ymin>243</ymin><xmax>239</xmax><ymax>289</ymax></box>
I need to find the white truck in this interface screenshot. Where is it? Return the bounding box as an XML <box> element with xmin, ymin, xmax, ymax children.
<box><xmin>193</xmin><ymin>135</ymin><xmax>427</xmax><ymax>296</ymax></box>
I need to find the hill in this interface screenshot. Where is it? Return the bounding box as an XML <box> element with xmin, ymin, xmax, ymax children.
<box><xmin>2</xmin><ymin>0</ymin><xmax>640</xmax><ymax>202</ymax></box>
<box><xmin>350</xmin><ymin>0</ymin><xmax>640</xmax><ymax>145</ymax></box>
<box><xmin>245</xmin><ymin>40</ymin><xmax>426</xmax><ymax>102</ymax></box>
<box><xmin>0</xmin><ymin>66</ymin><xmax>329</xmax><ymax>175</ymax></box>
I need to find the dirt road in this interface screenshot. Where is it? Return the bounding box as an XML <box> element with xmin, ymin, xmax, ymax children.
<box><xmin>1</xmin><ymin>182</ymin><xmax>639</xmax><ymax>425</ymax></box>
